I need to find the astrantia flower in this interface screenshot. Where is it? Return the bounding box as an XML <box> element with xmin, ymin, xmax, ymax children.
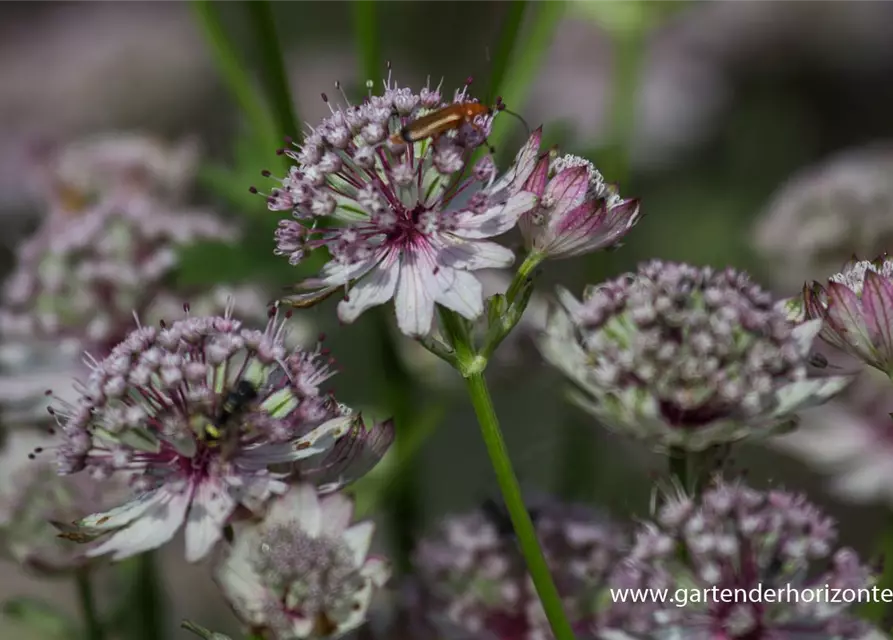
<box><xmin>33</xmin><ymin>133</ymin><xmax>200</xmax><ymax>211</ymax></box>
<box><xmin>753</xmin><ymin>145</ymin><xmax>893</xmax><ymax>290</ymax></box>
<box><xmin>619</xmin><ymin>479</ymin><xmax>873</xmax><ymax>639</ymax></box>
<box><xmin>214</xmin><ymin>483</ymin><xmax>390</xmax><ymax>639</ymax></box>
<box><xmin>538</xmin><ymin>260</ymin><xmax>852</xmax><ymax>451</ymax></box>
<box><xmin>773</xmin><ymin>368</ymin><xmax>893</xmax><ymax>507</ymax></box>
<box><xmin>799</xmin><ymin>255</ymin><xmax>893</xmax><ymax>375</ymax></box>
<box><xmin>412</xmin><ymin>499</ymin><xmax>629</xmax><ymax>639</ymax></box>
<box><xmin>0</xmin><ymin>191</ymin><xmax>237</xmax><ymax>354</ymax></box>
<box><xmin>0</xmin><ymin>428</ymin><xmax>127</xmax><ymax>574</ymax></box>
<box><xmin>519</xmin><ymin>150</ymin><xmax>641</xmax><ymax>260</ymax></box>
<box><xmin>261</xmin><ymin>74</ymin><xmax>538</xmax><ymax>336</ymax></box>
<box><xmin>46</xmin><ymin>306</ymin><xmax>392</xmax><ymax>562</ymax></box>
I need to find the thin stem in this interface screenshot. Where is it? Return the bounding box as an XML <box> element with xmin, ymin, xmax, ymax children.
<box><xmin>243</xmin><ymin>1</ymin><xmax>300</xmax><ymax>140</ymax></box>
<box><xmin>864</xmin><ymin>515</ymin><xmax>893</xmax><ymax>623</ymax></box>
<box><xmin>190</xmin><ymin>1</ymin><xmax>279</xmax><ymax>150</ymax></box>
<box><xmin>463</xmin><ymin>371</ymin><xmax>576</xmax><ymax>640</ymax></box>
<box><xmin>487</xmin><ymin>1</ymin><xmax>529</xmax><ymax>102</ymax></box>
<box><xmin>505</xmin><ymin>251</ymin><xmax>544</xmax><ymax>306</ymax></box>
<box><xmin>75</xmin><ymin>568</ymin><xmax>104</xmax><ymax>640</ymax></box>
<box><xmin>352</xmin><ymin>0</ymin><xmax>382</xmax><ymax>84</ymax></box>
<box><xmin>668</xmin><ymin>446</ymin><xmax>689</xmax><ymax>492</ymax></box>
<box><xmin>489</xmin><ymin>1</ymin><xmax>565</xmax><ymax>164</ymax></box>
<box><xmin>603</xmin><ymin>22</ymin><xmax>647</xmax><ymax>186</ymax></box>
<box><xmin>133</xmin><ymin>552</ymin><xmax>165</xmax><ymax>640</ymax></box>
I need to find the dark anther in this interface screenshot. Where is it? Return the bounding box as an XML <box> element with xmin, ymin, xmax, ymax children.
<box><xmin>261</xmin><ymin>170</ymin><xmax>272</xmax><ymax>178</ymax></box>
<box><xmin>321</xmin><ymin>92</ymin><xmax>329</xmax><ymax>103</ymax></box>
<box><xmin>249</xmin><ymin>186</ymin><xmax>259</xmax><ymax>194</ymax></box>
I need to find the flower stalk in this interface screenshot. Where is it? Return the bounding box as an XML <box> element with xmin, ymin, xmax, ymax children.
<box><xmin>75</xmin><ymin>568</ymin><xmax>104</xmax><ymax>640</ymax></box>
<box><xmin>133</xmin><ymin>552</ymin><xmax>165</xmax><ymax>640</ymax></box>
<box><xmin>462</xmin><ymin>369</ymin><xmax>576</xmax><ymax>640</ymax></box>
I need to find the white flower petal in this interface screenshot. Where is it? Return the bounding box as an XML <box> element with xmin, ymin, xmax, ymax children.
<box><xmin>337</xmin><ymin>252</ymin><xmax>399</xmax><ymax>323</ymax></box>
<box><xmin>319</xmin><ymin>492</ymin><xmax>355</xmax><ymax>536</ymax></box>
<box><xmin>214</xmin><ymin>527</ymin><xmax>269</xmax><ymax>626</ymax></box>
<box><xmin>433</xmin><ymin>267</ymin><xmax>484</xmax><ymax>320</ymax></box>
<box><xmin>184</xmin><ymin>476</ymin><xmax>236</xmax><ymax>562</ymax></box>
<box><xmin>301</xmin><ymin>253</ymin><xmax>381</xmax><ymax>288</ymax></box>
<box><xmin>361</xmin><ymin>556</ymin><xmax>392</xmax><ymax>587</ymax></box>
<box><xmin>342</xmin><ymin>520</ymin><xmax>375</xmax><ymax>566</ymax></box>
<box><xmin>87</xmin><ymin>485</ymin><xmax>193</xmax><ymax>561</ymax></box>
<box><xmin>394</xmin><ymin>251</ymin><xmax>436</xmax><ymax>336</ymax></box>
<box><xmin>437</xmin><ymin>238</ymin><xmax>515</xmax><ymax>271</ymax></box>
<box><xmin>69</xmin><ymin>489</ymin><xmax>161</xmax><ymax>533</ymax></box>
<box><xmin>266</xmin><ymin>484</ymin><xmax>322</xmax><ymax>536</ymax></box>
<box><xmin>452</xmin><ymin>192</ymin><xmax>538</xmax><ymax>240</ymax></box>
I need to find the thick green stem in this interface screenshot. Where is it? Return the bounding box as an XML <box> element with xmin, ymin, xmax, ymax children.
<box><xmin>75</xmin><ymin>568</ymin><xmax>104</xmax><ymax>640</ymax></box>
<box><xmin>864</xmin><ymin>515</ymin><xmax>893</xmax><ymax>623</ymax></box>
<box><xmin>244</xmin><ymin>1</ymin><xmax>300</xmax><ymax>140</ymax></box>
<box><xmin>505</xmin><ymin>251</ymin><xmax>545</xmax><ymax>306</ymax></box>
<box><xmin>134</xmin><ymin>552</ymin><xmax>165</xmax><ymax>640</ymax></box>
<box><xmin>190</xmin><ymin>1</ymin><xmax>279</xmax><ymax>150</ymax></box>
<box><xmin>463</xmin><ymin>371</ymin><xmax>576</xmax><ymax>640</ymax></box>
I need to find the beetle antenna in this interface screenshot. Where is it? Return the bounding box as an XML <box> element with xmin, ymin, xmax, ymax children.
<box><xmin>495</xmin><ymin>99</ymin><xmax>531</xmax><ymax>137</ymax></box>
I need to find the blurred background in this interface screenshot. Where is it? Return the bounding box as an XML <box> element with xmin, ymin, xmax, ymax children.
<box><xmin>3</xmin><ymin>1</ymin><xmax>893</xmax><ymax>637</ymax></box>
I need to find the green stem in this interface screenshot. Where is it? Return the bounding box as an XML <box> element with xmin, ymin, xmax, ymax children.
<box><xmin>133</xmin><ymin>552</ymin><xmax>165</xmax><ymax>640</ymax></box>
<box><xmin>243</xmin><ymin>1</ymin><xmax>300</xmax><ymax>140</ymax></box>
<box><xmin>489</xmin><ymin>1</ymin><xmax>565</xmax><ymax>163</ymax></box>
<box><xmin>75</xmin><ymin>568</ymin><xmax>104</xmax><ymax>640</ymax></box>
<box><xmin>603</xmin><ymin>24</ymin><xmax>647</xmax><ymax>186</ymax></box>
<box><xmin>351</xmin><ymin>0</ymin><xmax>382</xmax><ymax>84</ymax></box>
<box><xmin>190</xmin><ymin>1</ymin><xmax>279</xmax><ymax>150</ymax></box>
<box><xmin>505</xmin><ymin>251</ymin><xmax>545</xmax><ymax>306</ymax></box>
<box><xmin>463</xmin><ymin>371</ymin><xmax>576</xmax><ymax>640</ymax></box>
<box><xmin>864</xmin><ymin>515</ymin><xmax>893</xmax><ymax>623</ymax></box>
<box><xmin>487</xmin><ymin>1</ymin><xmax>529</xmax><ymax>102</ymax></box>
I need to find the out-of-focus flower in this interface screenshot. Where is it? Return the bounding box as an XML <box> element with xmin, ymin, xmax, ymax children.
<box><xmin>0</xmin><ymin>428</ymin><xmax>126</xmax><ymax>575</ymax></box>
<box><xmin>753</xmin><ymin>146</ymin><xmax>893</xmax><ymax>292</ymax></box>
<box><xmin>519</xmin><ymin>148</ymin><xmax>641</xmax><ymax>260</ymax></box>
<box><xmin>618</xmin><ymin>479</ymin><xmax>873</xmax><ymax>639</ymax></box>
<box><xmin>796</xmin><ymin>256</ymin><xmax>893</xmax><ymax>376</ymax></box>
<box><xmin>538</xmin><ymin>260</ymin><xmax>852</xmax><ymax>451</ymax></box>
<box><xmin>31</xmin><ymin>133</ymin><xmax>201</xmax><ymax>211</ymax></box>
<box><xmin>0</xmin><ymin>191</ymin><xmax>237</xmax><ymax>355</ymax></box>
<box><xmin>772</xmin><ymin>368</ymin><xmax>893</xmax><ymax>507</ymax></box>
<box><xmin>412</xmin><ymin>498</ymin><xmax>629</xmax><ymax>639</ymax></box>
<box><xmin>214</xmin><ymin>483</ymin><xmax>390</xmax><ymax>639</ymax></box>
<box><xmin>396</xmin><ymin>269</ymin><xmax>549</xmax><ymax>388</ymax></box>
<box><xmin>261</xmin><ymin>74</ymin><xmax>538</xmax><ymax>336</ymax></box>
<box><xmin>45</xmin><ymin>307</ymin><xmax>393</xmax><ymax>562</ymax></box>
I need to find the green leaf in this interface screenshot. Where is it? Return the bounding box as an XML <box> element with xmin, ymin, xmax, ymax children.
<box><xmin>2</xmin><ymin>597</ymin><xmax>78</xmax><ymax>639</ymax></box>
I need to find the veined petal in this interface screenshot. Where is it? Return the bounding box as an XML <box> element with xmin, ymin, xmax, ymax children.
<box><xmin>298</xmin><ymin>253</ymin><xmax>381</xmax><ymax>289</ymax></box>
<box><xmin>239</xmin><ymin>415</ymin><xmax>357</xmax><ymax>466</ymax></box>
<box><xmin>394</xmin><ymin>250</ymin><xmax>437</xmax><ymax>336</ymax></box>
<box><xmin>213</xmin><ymin>526</ymin><xmax>269</xmax><ymax>626</ymax></box>
<box><xmin>436</xmin><ymin>237</ymin><xmax>515</xmax><ymax>271</ymax></box>
<box><xmin>861</xmin><ymin>271</ymin><xmax>893</xmax><ymax>367</ymax></box>
<box><xmin>432</xmin><ymin>267</ymin><xmax>484</xmax><ymax>320</ymax></box>
<box><xmin>337</xmin><ymin>251</ymin><xmax>399</xmax><ymax>323</ymax></box>
<box><xmin>489</xmin><ymin>127</ymin><xmax>542</xmax><ymax>196</ymax></box>
<box><xmin>826</xmin><ymin>282</ymin><xmax>876</xmax><ymax>362</ymax></box>
<box><xmin>543</xmin><ymin>166</ymin><xmax>589</xmax><ymax>218</ymax></box>
<box><xmin>58</xmin><ymin>490</ymin><xmax>162</xmax><ymax>535</ymax></box>
<box><xmin>184</xmin><ymin>476</ymin><xmax>236</xmax><ymax>562</ymax></box>
<box><xmin>87</xmin><ymin>485</ymin><xmax>193</xmax><ymax>561</ymax></box>
<box><xmin>452</xmin><ymin>191</ymin><xmax>538</xmax><ymax>240</ymax></box>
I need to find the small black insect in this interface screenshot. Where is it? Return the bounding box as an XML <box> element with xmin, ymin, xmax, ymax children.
<box><xmin>205</xmin><ymin>379</ymin><xmax>259</xmax><ymax>444</ymax></box>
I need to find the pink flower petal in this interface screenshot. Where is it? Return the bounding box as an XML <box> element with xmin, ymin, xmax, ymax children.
<box><xmin>826</xmin><ymin>282</ymin><xmax>876</xmax><ymax>364</ymax></box>
<box><xmin>861</xmin><ymin>271</ymin><xmax>893</xmax><ymax>369</ymax></box>
<box><xmin>452</xmin><ymin>192</ymin><xmax>537</xmax><ymax>240</ymax></box>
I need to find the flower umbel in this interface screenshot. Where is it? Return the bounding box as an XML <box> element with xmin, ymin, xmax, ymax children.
<box><xmin>620</xmin><ymin>479</ymin><xmax>874</xmax><ymax>639</ymax></box>
<box><xmin>519</xmin><ymin>148</ymin><xmax>641</xmax><ymax>260</ymax></box>
<box><xmin>538</xmin><ymin>260</ymin><xmax>852</xmax><ymax>451</ymax></box>
<box><xmin>262</xmin><ymin>74</ymin><xmax>538</xmax><ymax>336</ymax></box>
<box><xmin>799</xmin><ymin>255</ymin><xmax>893</xmax><ymax>375</ymax></box>
<box><xmin>46</xmin><ymin>306</ymin><xmax>392</xmax><ymax>562</ymax></box>
<box><xmin>412</xmin><ymin>499</ymin><xmax>629</xmax><ymax>640</ymax></box>
<box><xmin>214</xmin><ymin>483</ymin><xmax>390</xmax><ymax>639</ymax></box>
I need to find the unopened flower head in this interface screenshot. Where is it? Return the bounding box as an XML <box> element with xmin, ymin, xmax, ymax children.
<box><xmin>798</xmin><ymin>255</ymin><xmax>893</xmax><ymax>375</ymax></box>
<box><xmin>44</xmin><ymin>305</ymin><xmax>392</xmax><ymax>562</ymax></box>
<box><xmin>413</xmin><ymin>499</ymin><xmax>629</xmax><ymax>639</ymax></box>
<box><xmin>0</xmin><ymin>429</ymin><xmax>127</xmax><ymax>575</ymax></box>
<box><xmin>519</xmin><ymin>149</ymin><xmax>641</xmax><ymax>260</ymax></box>
<box><xmin>259</xmin><ymin>72</ymin><xmax>539</xmax><ymax>336</ymax></box>
<box><xmin>753</xmin><ymin>145</ymin><xmax>893</xmax><ymax>291</ymax></box>
<box><xmin>622</xmin><ymin>479</ymin><xmax>873</xmax><ymax>639</ymax></box>
<box><xmin>539</xmin><ymin>260</ymin><xmax>852</xmax><ymax>452</ymax></box>
<box><xmin>772</xmin><ymin>367</ymin><xmax>893</xmax><ymax>508</ymax></box>
<box><xmin>214</xmin><ymin>483</ymin><xmax>390</xmax><ymax>639</ymax></box>
<box><xmin>0</xmin><ymin>192</ymin><xmax>237</xmax><ymax>354</ymax></box>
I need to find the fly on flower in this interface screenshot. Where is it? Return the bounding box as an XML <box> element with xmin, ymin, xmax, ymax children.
<box><xmin>256</xmin><ymin>68</ymin><xmax>541</xmax><ymax>336</ymax></box>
